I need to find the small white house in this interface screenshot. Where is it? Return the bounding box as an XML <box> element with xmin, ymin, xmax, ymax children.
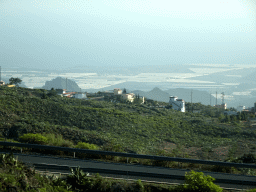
<box><xmin>0</xmin><ymin>81</ymin><xmax>5</xmax><ymax>86</ymax></box>
<box><xmin>114</xmin><ymin>88</ymin><xmax>122</xmax><ymax>95</ymax></box>
<box><xmin>56</xmin><ymin>89</ymin><xmax>66</xmax><ymax>96</ymax></box>
<box><xmin>121</xmin><ymin>93</ymin><xmax>135</xmax><ymax>102</ymax></box>
<box><xmin>237</xmin><ymin>105</ymin><xmax>245</xmax><ymax>112</ymax></box>
<box><xmin>169</xmin><ymin>96</ymin><xmax>185</xmax><ymax>112</ymax></box>
<box><xmin>73</xmin><ymin>93</ymin><xmax>87</xmax><ymax>99</ymax></box>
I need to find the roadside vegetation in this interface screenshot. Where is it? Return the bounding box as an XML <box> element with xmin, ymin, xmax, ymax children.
<box><xmin>1</xmin><ymin>86</ymin><xmax>256</xmax><ymax>177</ymax></box>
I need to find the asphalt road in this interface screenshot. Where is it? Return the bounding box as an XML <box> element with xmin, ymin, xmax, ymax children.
<box><xmin>2</xmin><ymin>152</ymin><xmax>256</xmax><ymax>190</ymax></box>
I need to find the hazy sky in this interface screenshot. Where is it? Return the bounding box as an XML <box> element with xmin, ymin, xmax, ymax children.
<box><xmin>0</xmin><ymin>0</ymin><xmax>256</xmax><ymax>70</ymax></box>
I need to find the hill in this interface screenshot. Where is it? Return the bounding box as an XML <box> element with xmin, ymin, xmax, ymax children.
<box><xmin>165</xmin><ymin>88</ymin><xmax>218</xmax><ymax>106</ymax></box>
<box><xmin>0</xmin><ymin>86</ymin><xmax>255</xmax><ymax>157</ymax></box>
<box><xmin>42</xmin><ymin>77</ymin><xmax>81</xmax><ymax>91</ymax></box>
<box><xmin>133</xmin><ymin>87</ymin><xmax>170</xmax><ymax>103</ymax></box>
<box><xmin>132</xmin><ymin>87</ymin><xmax>218</xmax><ymax>106</ymax></box>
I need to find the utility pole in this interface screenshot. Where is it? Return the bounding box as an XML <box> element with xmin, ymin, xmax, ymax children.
<box><xmin>221</xmin><ymin>92</ymin><xmax>225</xmax><ymax>104</ymax></box>
<box><xmin>0</xmin><ymin>66</ymin><xmax>1</xmax><ymax>81</ymax></box>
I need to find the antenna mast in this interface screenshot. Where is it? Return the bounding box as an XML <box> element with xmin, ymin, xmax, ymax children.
<box><xmin>221</xmin><ymin>92</ymin><xmax>225</xmax><ymax>104</ymax></box>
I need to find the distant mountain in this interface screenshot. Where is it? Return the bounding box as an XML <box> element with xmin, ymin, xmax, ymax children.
<box><xmin>133</xmin><ymin>87</ymin><xmax>170</xmax><ymax>103</ymax></box>
<box><xmin>132</xmin><ymin>87</ymin><xmax>218</xmax><ymax>106</ymax></box>
<box><xmin>42</xmin><ymin>77</ymin><xmax>81</xmax><ymax>91</ymax></box>
<box><xmin>165</xmin><ymin>88</ymin><xmax>218</xmax><ymax>106</ymax></box>
<box><xmin>228</xmin><ymin>96</ymin><xmax>256</xmax><ymax>108</ymax></box>
<box><xmin>241</xmin><ymin>69</ymin><xmax>256</xmax><ymax>83</ymax></box>
<box><xmin>83</xmin><ymin>81</ymin><xmax>160</xmax><ymax>93</ymax></box>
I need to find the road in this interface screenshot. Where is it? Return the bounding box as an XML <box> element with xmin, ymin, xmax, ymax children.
<box><xmin>2</xmin><ymin>152</ymin><xmax>255</xmax><ymax>190</ymax></box>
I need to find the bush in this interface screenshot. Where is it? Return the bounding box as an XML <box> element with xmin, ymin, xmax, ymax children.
<box><xmin>75</xmin><ymin>142</ymin><xmax>99</xmax><ymax>150</ymax></box>
<box><xmin>135</xmin><ymin>179</ymin><xmax>144</xmax><ymax>192</ymax></box>
<box><xmin>42</xmin><ymin>133</ymin><xmax>74</xmax><ymax>148</ymax></box>
<box><xmin>175</xmin><ymin>170</ymin><xmax>223</xmax><ymax>192</ymax></box>
<box><xmin>75</xmin><ymin>142</ymin><xmax>100</xmax><ymax>159</ymax></box>
<box><xmin>19</xmin><ymin>133</ymin><xmax>48</xmax><ymax>145</ymax></box>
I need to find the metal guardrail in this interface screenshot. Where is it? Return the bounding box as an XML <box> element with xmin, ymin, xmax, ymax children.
<box><xmin>1</xmin><ymin>141</ymin><xmax>256</xmax><ymax>169</ymax></box>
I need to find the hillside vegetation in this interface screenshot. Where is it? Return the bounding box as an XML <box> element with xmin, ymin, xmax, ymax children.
<box><xmin>1</xmin><ymin>86</ymin><xmax>256</xmax><ymax>174</ymax></box>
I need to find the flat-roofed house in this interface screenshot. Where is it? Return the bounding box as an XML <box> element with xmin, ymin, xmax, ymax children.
<box><xmin>73</xmin><ymin>92</ymin><xmax>87</xmax><ymax>99</ymax></box>
<box><xmin>169</xmin><ymin>96</ymin><xmax>185</xmax><ymax>112</ymax></box>
<box><xmin>114</xmin><ymin>88</ymin><xmax>122</xmax><ymax>95</ymax></box>
<box><xmin>122</xmin><ymin>93</ymin><xmax>135</xmax><ymax>102</ymax></box>
<box><xmin>0</xmin><ymin>81</ymin><xmax>5</xmax><ymax>86</ymax></box>
<box><xmin>237</xmin><ymin>105</ymin><xmax>245</xmax><ymax>112</ymax></box>
<box><xmin>214</xmin><ymin>103</ymin><xmax>227</xmax><ymax>110</ymax></box>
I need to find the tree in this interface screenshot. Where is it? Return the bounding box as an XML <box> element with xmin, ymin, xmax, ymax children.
<box><xmin>9</xmin><ymin>77</ymin><xmax>22</xmax><ymax>87</ymax></box>
<box><xmin>47</xmin><ymin>88</ymin><xmax>57</xmax><ymax>97</ymax></box>
<box><xmin>229</xmin><ymin>107</ymin><xmax>237</xmax><ymax>112</ymax></box>
<box><xmin>175</xmin><ymin>170</ymin><xmax>223</xmax><ymax>192</ymax></box>
<box><xmin>123</xmin><ymin>88</ymin><xmax>127</xmax><ymax>94</ymax></box>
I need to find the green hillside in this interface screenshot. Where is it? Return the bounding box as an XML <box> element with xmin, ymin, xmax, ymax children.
<box><xmin>1</xmin><ymin>86</ymin><xmax>256</xmax><ymax>157</ymax></box>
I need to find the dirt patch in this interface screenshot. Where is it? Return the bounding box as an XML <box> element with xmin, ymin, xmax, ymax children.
<box><xmin>210</xmin><ymin>146</ymin><xmax>230</xmax><ymax>161</ymax></box>
<box><xmin>162</xmin><ymin>142</ymin><xmax>177</xmax><ymax>151</ymax></box>
<box><xmin>160</xmin><ymin>140</ymin><xmax>256</xmax><ymax>162</ymax></box>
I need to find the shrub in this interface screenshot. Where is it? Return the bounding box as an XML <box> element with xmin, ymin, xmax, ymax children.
<box><xmin>42</xmin><ymin>133</ymin><xmax>74</xmax><ymax>148</ymax></box>
<box><xmin>175</xmin><ymin>170</ymin><xmax>223</xmax><ymax>192</ymax></box>
<box><xmin>75</xmin><ymin>142</ymin><xmax>99</xmax><ymax>150</ymax></box>
<box><xmin>74</xmin><ymin>142</ymin><xmax>100</xmax><ymax>159</ymax></box>
<box><xmin>135</xmin><ymin>179</ymin><xmax>144</xmax><ymax>192</ymax></box>
<box><xmin>19</xmin><ymin>133</ymin><xmax>48</xmax><ymax>145</ymax></box>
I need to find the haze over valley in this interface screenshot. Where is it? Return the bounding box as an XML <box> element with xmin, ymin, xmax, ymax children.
<box><xmin>2</xmin><ymin>63</ymin><xmax>256</xmax><ymax>108</ymax></box>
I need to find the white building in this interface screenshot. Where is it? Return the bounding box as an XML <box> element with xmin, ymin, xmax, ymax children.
<box><xmin>169</xmin><ymin>96</ymin><xmax>185</xmax><ymax>112</ymax></box>
<box><xmin>73</xmin><ymin>93</ymin><xmax>87</xmax><ymax>99</ymax></box>
<box><xmin>237</xmin><ymin>105</ymin><xmax>245</xmax><ymax>112</ymax></box>
<box><xmin>114</xmin><ymin>88</ymin><xmax>122</xmax><ymax>95</ymax></box>
<box><xmin>121</xmin><ymin>93</ymin><xmax>135</xmax><ymax>102</ymax></box>
<box><xmin>214</xmin><ymin>103</ymin><xmax>227</xmax><ymax>110</ymax></box>
<box><xmin>0</xmin><ymin>81</ymin><xmax>5</xmax><ymax>86</ymax></box>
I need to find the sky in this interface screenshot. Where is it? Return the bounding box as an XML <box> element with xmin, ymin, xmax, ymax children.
<box><xmin>0</xmin><ymin>0</ymin><xmax>256</xmax><ymax>70</ymax></box>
